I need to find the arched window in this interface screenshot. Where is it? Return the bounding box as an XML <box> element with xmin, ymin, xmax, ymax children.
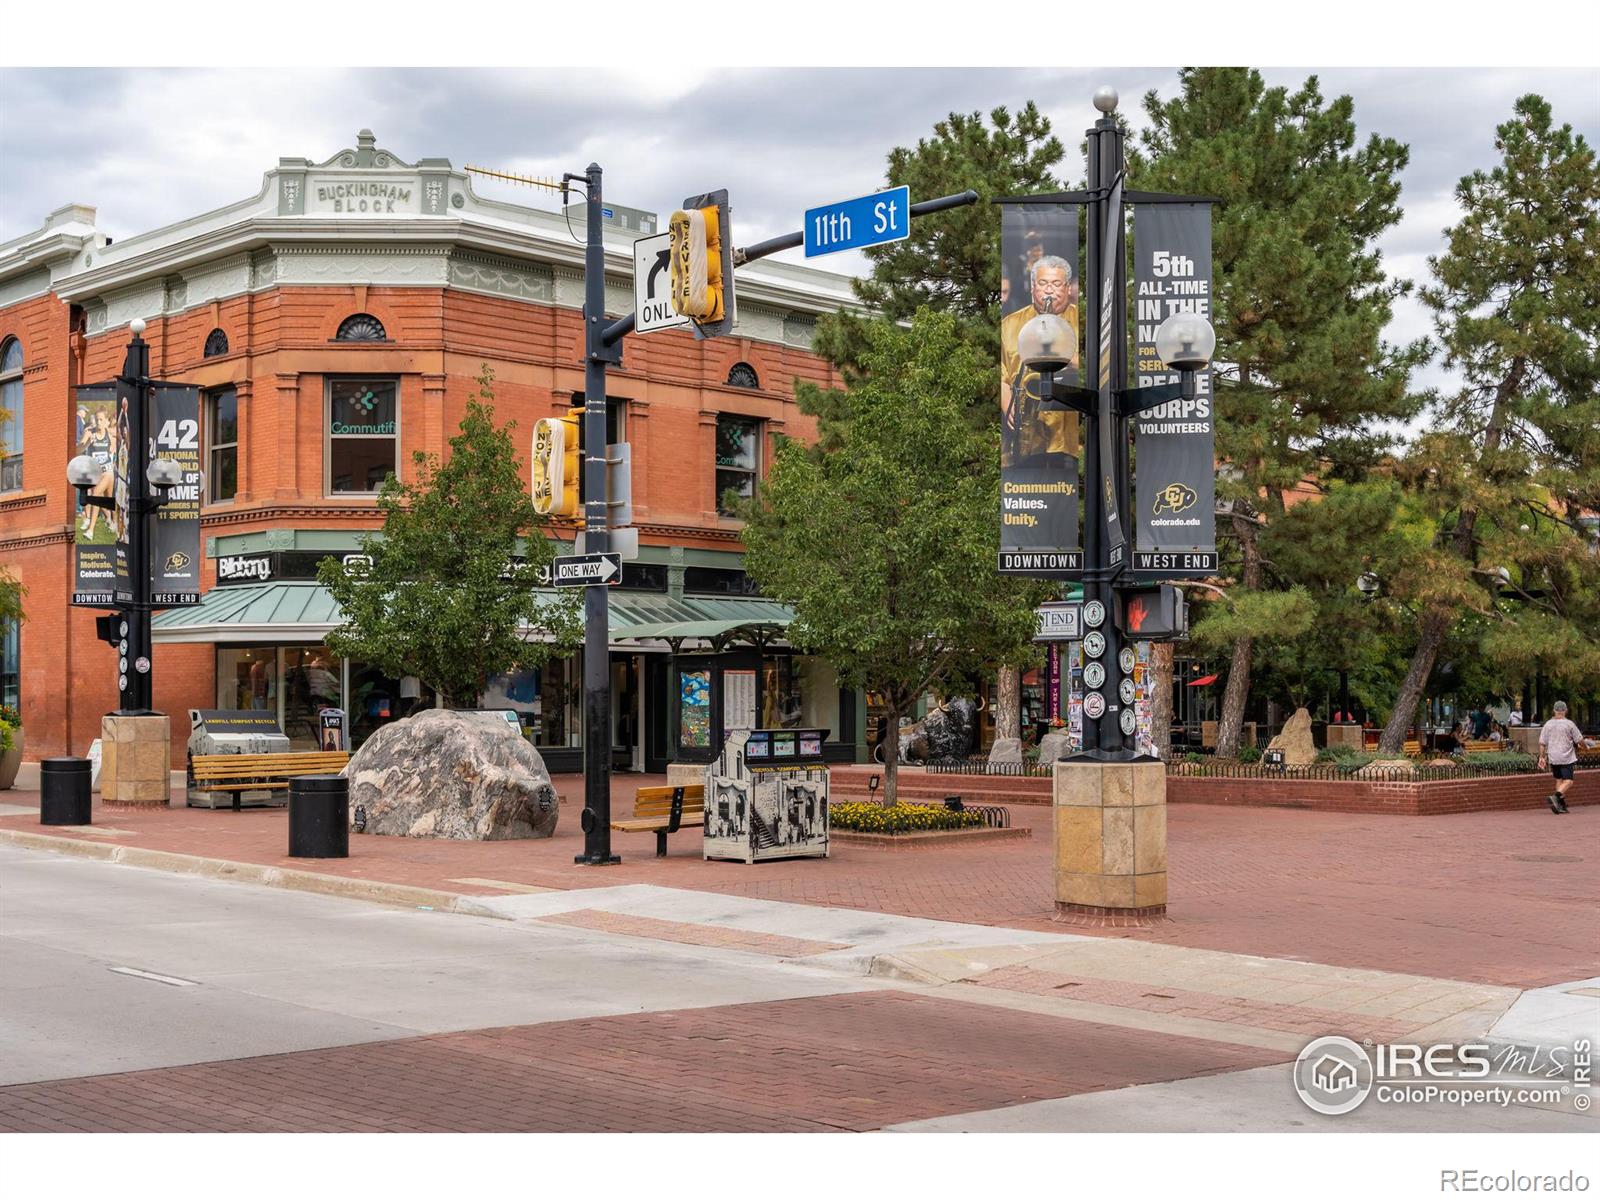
<box><xmin>0</xmin><ymin>337</ymin><xmax>22</xmax><ymax>492</ymax></box>
<box><xmin>203</xmin><ymin>328</ymin><xmax>230</xmax><ymax>358</ymax></box>
<box><xmin>726</xmin><ymin>362</ymin><xmax>760</xmax><ymax>390</ymax></box>
<box><xmin>335</xmin><ymin>313</ymin><xmax>387</xmax><ymax>342</ymax></box>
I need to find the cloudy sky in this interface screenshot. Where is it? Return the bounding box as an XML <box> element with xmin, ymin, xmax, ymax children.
<box><xmin>3</xmin><ymin>30</ymin><xmax>1596</xmax><ymax>397</ymax></box>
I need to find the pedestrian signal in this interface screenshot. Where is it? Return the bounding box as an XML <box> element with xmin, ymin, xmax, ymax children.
<box><xmin>532</xmin><ymin>413</ymin><xmax>581</xmax><ymax>517</ymax></box>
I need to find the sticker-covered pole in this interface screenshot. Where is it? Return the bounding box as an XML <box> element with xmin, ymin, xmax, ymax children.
<box><xmin>577</xmin><ymin>163</ymin><xmax>620</xmax><ymax>865</ymax></box>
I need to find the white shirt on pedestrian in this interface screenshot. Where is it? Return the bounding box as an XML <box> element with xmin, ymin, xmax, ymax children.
<box><xmin>1539</xmin><ymin>718</ymin><xmax>1586</xmax><ymax>766</ymax></box>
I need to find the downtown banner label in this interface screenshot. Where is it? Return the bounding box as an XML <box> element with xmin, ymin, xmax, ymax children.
<box><xmin>997</xmin><ymin>203</ymin><xmax>1081</xmax><ymax>576</ymax></box>
<box><xmin>1131</xmin><ymin>203</ymin><xmax>1218</xmax><ymax>577</ymax></box>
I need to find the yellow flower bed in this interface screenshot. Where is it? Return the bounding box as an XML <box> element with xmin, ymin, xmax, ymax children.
<box><xmin>830</xmin><ymin>801</ymin><xmax>985</xmax><ymax>834</ymax></box>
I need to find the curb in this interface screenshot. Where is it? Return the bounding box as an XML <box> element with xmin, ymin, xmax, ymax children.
<box><xmin>0</xmin><ymin>828</ymin><xmax>510</xmax><ymax>920</ymax></box>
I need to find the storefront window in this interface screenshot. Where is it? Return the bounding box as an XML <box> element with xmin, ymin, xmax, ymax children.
<box><xmin>218</xmin><ymin>647</ymin><xmax>278</xmax><ymax>713</ymax></box>
<box><xmin>1</xmin><ymin>618</ymin><xmax>19</xmax><ymax>709</ymax></box>
<box><xmin>283</xmin><ymin>648</ymin><xmax>341</xmax><ymax>749</ymax></box>
<box><xmin>327</xmin><ymin>379</ymin><xmax>398</xmax><ymax>495</ymax></box>
<box><xmin>481</xmin><ymin>655</ymin><xmax>581</xmax><ymax>748</ymax></box>
<box><xmin>348</xmin><ymin>661</ymin><xmax>435</xmax><ymax>748</ymax></box>
<box><xmin>796</xmin><ymin>657</ymin><xmax>840</xmax><ymax>735</ymax></box>
<box><xmin>761</xmin><ymin>656</ymin><xmax>803</xmax><ymax>728</ymax></box>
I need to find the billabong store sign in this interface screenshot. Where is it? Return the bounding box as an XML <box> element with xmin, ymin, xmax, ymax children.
<box><xmin>1132</xmin><ymin>203</ymin><xmax>1217</xmax><ymax>578</ymax></box>
<box><xmin>214</xmin><ymin>550</ymin><xmax>370</xmax><ymax>586</ymax></box>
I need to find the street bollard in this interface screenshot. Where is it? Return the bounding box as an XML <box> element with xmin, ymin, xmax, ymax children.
<box><xmin>40</xmin><ymin>757</ymin><xmax>93</xmax><ymax>826</ymax></box>
<box><xmin>288</xmin><ymin>774</ymin><xmax>349</xmax><ymax>859</ymax></box>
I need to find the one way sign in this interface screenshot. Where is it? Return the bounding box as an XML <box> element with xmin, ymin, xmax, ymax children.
<box><xmin>553</xmin><ymin>552</ymin><xmax>622</xmax><ymax>588</ymax></box>
<box><xmin>634</xmin><ymin>232</ymin><xmax>690</xmax><ymax>334</ymax></box>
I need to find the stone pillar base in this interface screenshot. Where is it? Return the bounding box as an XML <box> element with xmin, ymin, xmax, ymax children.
<box><xmin>1053</xmin><ymin>759</ymin><xmax>1166</xmax><ymax>921</ymax></box>
<box><xmin>100</xmin><ymin>714</ymin><xmax>171</xmax><ymax>807</ymax></box>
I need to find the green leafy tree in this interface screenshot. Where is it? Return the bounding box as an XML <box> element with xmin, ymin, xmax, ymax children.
<box><xmin>318</xmin><ymin>369</ymin><xmax>581</xmax><ymax>707</ymax></box>
<box><xmin>743</xmin><ymin>311</ymin><xmax>1041</xmax><ymax>802</ymax></box>
<box><xmin>1380</xmin><ymin>94</ymin><xmax>1600</xmax><ymax>750</ymax></box>
<box><xmin>803</xmin><ymin>103</ymin><xmax>1064</xmax><ymax>759</ymax></box>
<box><xmin>1132</xmin><ymin>68</ymin><xmax>1426</xmax><ymax>755</ymax></box>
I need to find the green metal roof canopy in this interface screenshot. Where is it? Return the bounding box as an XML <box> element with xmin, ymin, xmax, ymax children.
<box><xmin>152</xmin><ymin>582</ymin><xmax>794</xmax><ymax>647</ymax></box>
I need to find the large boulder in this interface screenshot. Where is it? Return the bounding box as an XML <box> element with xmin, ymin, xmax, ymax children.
<box><xmin>345</xmin><ymin>709</ymin><xmax>559</xmax><ymax>840</ymax></box>
<box><xmin>987</xmin><ymin>736</ymin><xmax>1024</xmax><ymax>766</ymax></box>
<box><xmin>1037</xmin><ymin>731</ymin><xmax>1074</xmax><ymax>765</ymax></box>
<box><xmin>1267</xmin><ymin>707</ymin><xmax>1317</xmax><ymax>767</ymax></box>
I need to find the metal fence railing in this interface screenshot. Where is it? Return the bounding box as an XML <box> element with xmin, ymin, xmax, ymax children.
<box><xmin>922</xmin><ymin>758</ymin><xmax>1053</xmax><ymax>778</ymax></box>
<box><xmin>1165</xmin><ymin>757</ymin><xmax>1564</xmax><ymax>781</ymax></box>
<box><xmin>918</xmin><ymin>752</ymin><xmax>1597</xmax><ymax>783</ymax></box>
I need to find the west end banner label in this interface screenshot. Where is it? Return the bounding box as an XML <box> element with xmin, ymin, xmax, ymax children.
<box><xmin>998</xmin><ymin>204</ymin><xmax>1081</xmax><ymax>576</ymax></box>
<box><xmin>1132</xmin><ymin>204</ymin><xmax>1217</xmax><ymax>577</ymax></box>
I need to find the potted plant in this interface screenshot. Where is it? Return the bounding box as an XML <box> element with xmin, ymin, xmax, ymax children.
<box><xmin>0</xmin><ymin>703</ymin><xmax>21</xmax><ymax>790</ymax></box>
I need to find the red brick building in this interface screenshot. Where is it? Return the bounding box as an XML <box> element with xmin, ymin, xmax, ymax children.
<box><xmin>0</xmin><ymin>130</ymin><xmax>866</xmax><ymax>777</ymax></box>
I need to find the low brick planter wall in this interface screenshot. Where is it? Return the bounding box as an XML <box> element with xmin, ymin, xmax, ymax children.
<box><xmin>829</xmin><ymin>826</ymin><xmax>1032</xmax><ymax>850</ymax></box>
<box><xmin>1167</xmin><ymin>768</ymin><xmax>1597</xmax><ymax>816</ymax></box>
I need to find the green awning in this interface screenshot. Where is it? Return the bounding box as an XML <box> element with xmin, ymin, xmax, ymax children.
<box><xmin>152</xmin><ymin>582</ymin><xmax>794</xmax><ymax>647</ymax></box>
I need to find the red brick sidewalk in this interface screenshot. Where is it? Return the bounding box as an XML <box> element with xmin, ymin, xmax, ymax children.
<box><xmin>3</xmin><ymin>777</ymin><xmax>1593</xmax><ymax>988</ymax></box>
<box><xmin>0</xmin><ymin>991</ymin><xmax>1285</xmax><ymax>1133</ymax></box>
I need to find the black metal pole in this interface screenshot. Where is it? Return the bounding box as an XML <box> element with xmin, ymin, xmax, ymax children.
<box><xmin>119</xmin><ymin>327</ymin><xmax>153</xmax><ymax>715</ymax></box>
<box><xmin>577</xmin><ymin>163</ymin><xmax>619</xmax><ymax>865</ymax></box>
<box><xmin>1080</xmin><ymin>119</ymin><xmax>1107</xmax><ymax>756</ymax></box>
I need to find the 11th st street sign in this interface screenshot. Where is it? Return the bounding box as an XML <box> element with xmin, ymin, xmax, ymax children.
<box><xmin>804</xmin><ymin>185</ymin><xmax>910</xmax><ymax>257</ymax></box>
<box><xmin>553</xmin><ymin>553</ymin><xmax>622</xmax><ymax>587</ymax></box>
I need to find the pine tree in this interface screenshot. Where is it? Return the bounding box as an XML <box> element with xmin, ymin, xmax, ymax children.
<box><xmin>318</xmin><ymin>369</ymin><xmax>582</xmax><ymax>707</ymax></box>
<box><xmin>1378</xmin><ymin>95</ymin><xmax>1600</xmax><ymax>751</ymax></box>
<box><xmin>1131</xmin><ymin>68</ymin><xmax>1426</xmax><ymax>756</ymax></box>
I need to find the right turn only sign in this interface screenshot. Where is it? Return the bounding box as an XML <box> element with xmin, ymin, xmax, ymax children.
<box><xmin>634</xmin><ymin>232</ymin><xmax>690</xmax><ymax>334</ymax></box>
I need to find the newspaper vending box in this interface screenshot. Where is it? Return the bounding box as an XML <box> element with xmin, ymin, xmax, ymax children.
<box><xmin>703</xmin><ymin>727</ymin><xmax>830</xmax><ymax>864</ymax></box>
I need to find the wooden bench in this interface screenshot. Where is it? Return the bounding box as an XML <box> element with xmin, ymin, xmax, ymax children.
<box><xmin>189</xmin><ymin>751</ymin><xmax>351</xmax><ymax>811</ymax></box>
<box><xmin>1403</xmin><ymin>739</ymin><xmax>1422</xmax><ymax>758</ymax></box>
<box><xmin>611</xmin><ymin>784</ymin><xmax>705</xmax><ymax>857</ymax></box>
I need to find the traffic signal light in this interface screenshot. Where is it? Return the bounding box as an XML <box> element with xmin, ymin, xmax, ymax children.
<box><xmin>532</xmin><ymin>412</ymin><xmax>581</xmax><ymax>517</ymax></box>
<box><xmin>669</xmin><ymin>188</ymin><xmax>734</xmax><ymax>339</ymax></box>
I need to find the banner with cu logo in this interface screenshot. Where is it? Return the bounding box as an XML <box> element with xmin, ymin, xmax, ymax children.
<box><xmin>1131</xmin><ymin>204</ymin><xmax>1216</xmax><ymax>578</ymax></box>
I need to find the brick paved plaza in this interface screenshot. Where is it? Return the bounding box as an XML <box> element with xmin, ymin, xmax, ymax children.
<box><xmin>3</xmin><ymin>777</ymin><xmax>1593</xmax><ymax>988</ymax></box>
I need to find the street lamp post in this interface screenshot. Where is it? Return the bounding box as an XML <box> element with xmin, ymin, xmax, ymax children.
<box><xmin>1041</xmin><ymin>88</ymin><xmax>1215</xmax><ymax>760</ymax></box>
<box><xmin>66</xmin><ymin>318</ymin><xmax>181</xmax><ymax>715</ymax></box>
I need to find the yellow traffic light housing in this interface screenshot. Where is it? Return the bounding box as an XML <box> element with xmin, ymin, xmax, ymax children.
<box><xmin>668</xmin><ymin>188</ymin><xmax>734</xmax><ymax>339</ymax></box>
<box><xmin>532</xmin><ymin>411</ymin><xmax>582</xmax><ymax>517</ymax></box>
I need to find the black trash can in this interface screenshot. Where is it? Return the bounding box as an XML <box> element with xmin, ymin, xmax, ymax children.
<box><xmin>288</xmin><ymin>773</ymin><xmax>349</xmax><ymax>859</ymax></box>
<box><xmin>40</xmin><ymin>757</ymin><xmax>93</xmax><ymax>826</ymax></box>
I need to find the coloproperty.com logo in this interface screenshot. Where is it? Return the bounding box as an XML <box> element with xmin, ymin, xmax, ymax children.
<box><xmin>1292</xmin><ymin>1035</ymin><xmax>1593</xmax><ymax>1116</ymax></box>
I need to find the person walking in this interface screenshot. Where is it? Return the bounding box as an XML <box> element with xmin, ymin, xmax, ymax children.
<box><xmin>1537</xmin><ymin>701</ymin><xmax>1592</xmax><ymax>815</ymax></box>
